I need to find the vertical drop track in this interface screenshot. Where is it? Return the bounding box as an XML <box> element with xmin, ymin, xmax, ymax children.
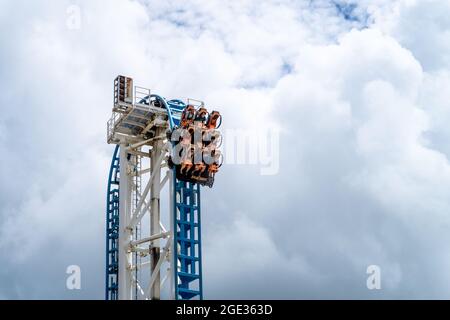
<box><xmin>106</xmin><ymin>145</ymin><xmax>120</xmax><ymax>300</ymax></box>
<box><xmin>173</xmin><ymin>180</ymin><xmax>203</xmax><ymax>300</ymax></box>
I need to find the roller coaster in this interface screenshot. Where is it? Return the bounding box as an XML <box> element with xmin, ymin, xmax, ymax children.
<box><xmin>106</xmin><ymin>76</ymin><xmax>222</xmax><ymax>300</ymax></box>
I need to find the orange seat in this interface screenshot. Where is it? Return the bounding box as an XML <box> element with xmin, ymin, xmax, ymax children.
<box><xmin>206</xmin><ymin>111</ymin><xmax>221</xmax><ymax>129</ymax></box>
<box><xmin>180</xmin><ymin>105</ymin><xmax>196</xmax><ymax>128</ymax></box>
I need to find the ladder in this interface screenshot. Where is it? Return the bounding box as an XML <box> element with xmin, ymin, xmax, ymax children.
<box><xmin>173</xmin><ymin>180</ymin><xmax>203</xmax><ymax>300</ymax></box>
<box><xmin>133</xmin><ymin>152</ymin><xmax>142</xmax><ymax>300</ymax></box>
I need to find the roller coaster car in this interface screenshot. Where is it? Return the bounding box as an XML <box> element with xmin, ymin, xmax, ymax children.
<box><xmin>180</xmin><ymin>105</ymin><xmax>196</xmax><ymax>128</ymax></box>
<box><xmin>168</xmin><ymin>105</ymin><xmax>222</xmax><ymax>188</ymax></box>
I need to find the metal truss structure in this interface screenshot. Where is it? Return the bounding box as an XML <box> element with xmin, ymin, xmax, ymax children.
<box><xmin>105</xmin><ymin>76</ymin><xmax>219</xmax><ymax>300</ymax></box>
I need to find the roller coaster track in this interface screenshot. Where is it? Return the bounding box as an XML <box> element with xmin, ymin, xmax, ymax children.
<box><xmin>106</xmin><ymin>145</ymin><xmax>120</xmax><ymax>300</ymax></box>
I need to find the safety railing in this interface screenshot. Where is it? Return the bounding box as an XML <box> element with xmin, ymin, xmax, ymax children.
<box><xmin>134</xmin><ymin>86</ymin><xmax>151</xmax><ymax>106</ymax></box>
<box><xmin>107</xmin><ymin>111</ymin><xmax>122</xmax><ymax>143</ymax></box>
<box><xmin>186</xmin><ymin>98</ymin><xmax>204</xmax><ymax>108</ymax></box>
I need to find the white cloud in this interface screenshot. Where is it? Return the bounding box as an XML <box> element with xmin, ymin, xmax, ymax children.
<box><xmin>1</xmin><ymin>0</ymin><xmax>450</xmax><ymax>299</ymax></box>
<box><xmin>387</xmin><ymin>0</ymin><xmax>450</xmax><ymax>72</ymax></box>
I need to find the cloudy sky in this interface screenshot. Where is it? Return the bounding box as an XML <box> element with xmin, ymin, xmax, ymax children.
<box><xmin>1</xmin><ymin>0</ymin><xmax>450</xmax><ymax>299</ymax></box>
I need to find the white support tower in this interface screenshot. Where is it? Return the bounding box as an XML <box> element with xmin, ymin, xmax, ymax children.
<box><xmin>107</xmin><ymin>76</ymin><xmax>175</xmax><ymax>300</ymax></box>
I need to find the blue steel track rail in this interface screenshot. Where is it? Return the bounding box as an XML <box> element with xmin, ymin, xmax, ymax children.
<box><xmin>105</xmin><ymin>97</ymin><xmax>203</xmax><ymax>300</ymax></box>
<box><xmin>105</xmin><ymin>145</ymin><xmax>120</xmax><ymax>300</ymax></box>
